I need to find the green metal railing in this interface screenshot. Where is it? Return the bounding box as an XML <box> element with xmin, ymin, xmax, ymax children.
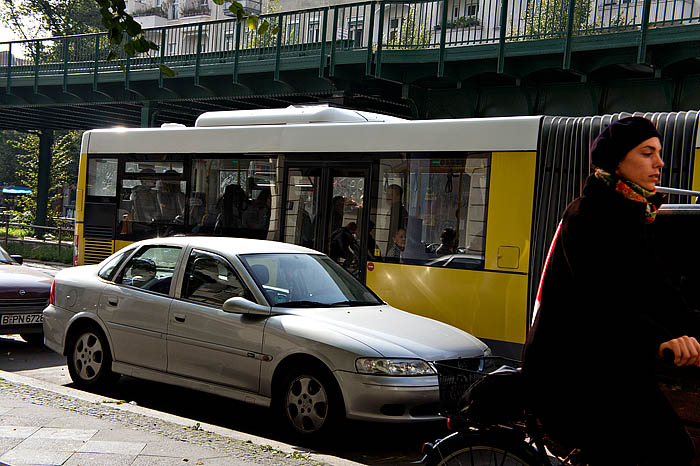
<box><xmin>0</xmin><ymin>0</ymin><xmax>698</xmax><ymax>83</ymax></box>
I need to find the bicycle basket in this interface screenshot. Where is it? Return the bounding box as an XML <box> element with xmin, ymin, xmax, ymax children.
<box><xmin>435</xmin><ymin>357</ymin><xmax>521</xmax><ymax>417</ymax></box>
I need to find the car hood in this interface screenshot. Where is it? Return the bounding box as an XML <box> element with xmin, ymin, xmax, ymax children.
<box><xmin>278</xmin><ymin>304</ymin><xmax>487</xmax><ymax>361</ymax></box>
<box><xmin>0</xmin><ymin>264</ymin><xmax>53</xmax><ymax>299</ymax></box>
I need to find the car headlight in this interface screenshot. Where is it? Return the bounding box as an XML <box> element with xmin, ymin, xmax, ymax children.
<box><xmin>355</xmin><ymin>358</ymin><xmax>436</xmax><ymax>376</ymax></box>
<box><xmin>483</xmin><ymin>347</ymin><xmax>492</xmax><ymax>357</ymax></box>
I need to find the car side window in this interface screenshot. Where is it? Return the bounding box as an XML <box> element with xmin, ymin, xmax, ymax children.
<box><xmin>98</xmin><ymin>249</ymin><xmax>132</xmax><ymax>281</ymax></box>
<box><xmin>182</xmin><ymin>250</ymin><xmax>250</xmax><ymax>306</ymax></box>
<box><xmin>115</xmin><ymin>245</ymin><xmax>181</xmax><ymax>295</ymax></box>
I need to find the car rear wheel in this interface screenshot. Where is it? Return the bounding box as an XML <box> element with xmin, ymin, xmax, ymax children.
<box><xmin>67</xmin><ymin>324</ymin><xmax>118</xmax><ymax>389</ymax></box>
<box><xmin>277</xmin><ymin>364</ymin><xmax>344</xmax><ymax>438</ymax></box>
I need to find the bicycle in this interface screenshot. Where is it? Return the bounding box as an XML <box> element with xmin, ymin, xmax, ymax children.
<box><xmin>421</xmin><ymin>350</ymin><xmax>700</xmax><ymax>466</ymax></box>
<box><xmin>420</xmin><ymin>356</ymin><xmax>591</xmax><ymax>466</ymax></box>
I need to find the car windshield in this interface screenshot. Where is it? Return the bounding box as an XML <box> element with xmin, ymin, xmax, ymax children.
<box><xmin>0</xmin><ymin>246</ymin><xmax>13</xmax><ymax>264</ymax></box>
<box><xmin>240</xmin><ymin>253</ymin><xmax>382</xmax><ymax>308</ymax></box>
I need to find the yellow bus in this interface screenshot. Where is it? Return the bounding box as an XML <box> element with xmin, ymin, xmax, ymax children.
<box><xmin>74</xmin><ymin>106</ymin><xmax>700</xmax><ymax>357</ymax></box>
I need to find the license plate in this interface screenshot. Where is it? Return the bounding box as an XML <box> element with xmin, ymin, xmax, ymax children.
<box><xmin>1</xmin><ymin>313</ymin><xmax>43</xmax><ymax>326</ymax></box>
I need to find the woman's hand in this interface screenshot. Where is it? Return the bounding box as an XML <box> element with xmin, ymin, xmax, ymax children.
<box><xmin>659</xmin><ymin>336</ymin><xmax>700</xmax><ymax>366</ymax></box>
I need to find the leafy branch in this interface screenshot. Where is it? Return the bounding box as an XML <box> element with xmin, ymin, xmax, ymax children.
<box><xmin>94</xmin><ymin>0</ymin><xmax>278</xmax><ymax>77</ymax></box>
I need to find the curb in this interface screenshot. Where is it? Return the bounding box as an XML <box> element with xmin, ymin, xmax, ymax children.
<box><xmin>0</xmin><ymin>368</ymin><xmax>366</xmax><ymax>466</ymax></box>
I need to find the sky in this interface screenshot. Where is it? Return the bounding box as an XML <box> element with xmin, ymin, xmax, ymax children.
<box><xmin>0</xmin><ymin>23</ymin><xmax>15</xmax><ymax>42</ymax></box>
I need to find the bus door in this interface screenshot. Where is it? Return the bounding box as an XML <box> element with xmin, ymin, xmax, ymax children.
<box><xmin>283</xmin><ymin>164</ymin><xmax>371</xmax><ymax>281</ymax></box>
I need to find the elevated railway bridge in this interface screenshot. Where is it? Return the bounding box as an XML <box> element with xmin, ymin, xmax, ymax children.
<box><xmin>1</xmin><ymin>0</ymin><xmax>699</xmax><ymax>224</ymax></box>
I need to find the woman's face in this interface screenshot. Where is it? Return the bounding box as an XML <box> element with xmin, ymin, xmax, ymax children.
<box><xmin>615</xmin><ymin>137</ymin><xmax>664</xmax><ymax>191</ymax></box>
<box><xmin>393</xmin><ymin>229</ymin><xmax>406</xmax><ymax>250</ymax></box>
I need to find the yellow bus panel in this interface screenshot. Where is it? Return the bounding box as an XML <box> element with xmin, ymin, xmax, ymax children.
<box><xmin>366</xmin><ymin>263</ymin><xmax>528</xmax><ymax>344</ymax></box>
<box><xmin>484</xmin><ymin>152</ymin><xmax>537</xmax><ymax>274</ymax></box>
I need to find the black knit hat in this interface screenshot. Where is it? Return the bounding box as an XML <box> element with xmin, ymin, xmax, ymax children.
<box><xmin>590</xmin><ymin>116</ymin><xmax>662</xmax><ymax>173</ymax></box>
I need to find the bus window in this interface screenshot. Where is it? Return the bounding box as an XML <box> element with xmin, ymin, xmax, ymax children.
<box><xmin>87</xmin><ymin>158</ymin><xmax>118</xmax><ymax>197</ymax></box>
<box><xmin>372</xmin><ymin>153</ymin><xmax>490</xmax><ymax>269</ymax></box>
<box><xmin>189</xmin><ymin>158</ymin><xmax>277</xmax><ymax>239</ymax></box>
<box><xmin>117</xmin><ymin>161</ymin><xmax>185</xmax><ymax>239</ymax></box>
<box><xmin>285</xmin><ymin>168</ymin><xmax>320</xmax><ymax>248</ymax></box>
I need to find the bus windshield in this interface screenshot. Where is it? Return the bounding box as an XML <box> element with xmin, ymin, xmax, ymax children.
<box><xmin>240</xmin><ymin>253</ymin><xmax>382</xmax><ymax>307</ymax></box>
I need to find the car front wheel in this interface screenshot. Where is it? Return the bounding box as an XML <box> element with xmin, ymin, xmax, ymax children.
<box><xmin>277</xmin><ymin>364</ymin><xmax>344</xmax><ymax>438</ymax></box>
<box><xmin>67</xmin><ymin>325</ymin><xmax>118</xmax><ymax>389</ymax></box>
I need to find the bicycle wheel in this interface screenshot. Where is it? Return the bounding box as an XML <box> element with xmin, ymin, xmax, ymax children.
<box><xmin>425</xmin><ymin>432</ymin><xmax>544</xmax><ymax>466</ymax></box>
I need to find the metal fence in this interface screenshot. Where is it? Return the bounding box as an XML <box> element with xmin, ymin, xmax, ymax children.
<box><xmin>0</xmin><ymin>0</ymin><xmax>698</xmax><ymax>80</ymax></box>
<box><xmin>0</xmin><ymin>217</ymin><xmax>74</xmax><ymax>262</ymax></box>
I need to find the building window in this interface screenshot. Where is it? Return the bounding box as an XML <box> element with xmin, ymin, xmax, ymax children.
<box><xmin>308</xmin><ymin>20</ymin><xmax>320</xmax><ymax>43</ymax></box>
<box><xmin>349</xmin><ymin>18</ymin><xmax>364</xmax><ymax>47</ymax></box>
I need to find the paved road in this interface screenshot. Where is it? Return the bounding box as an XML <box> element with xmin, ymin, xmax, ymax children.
<box><xmin>0</xmin><ymin>334</ymin><xmax>447</xmax><ymax>466</ymax></box>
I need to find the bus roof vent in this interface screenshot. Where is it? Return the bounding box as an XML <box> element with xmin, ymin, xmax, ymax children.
<box><xmin>161</xmin><ymin>123</ymin><xmax>186</xmax><ymax>128</ymax></box>
<box><xmin>194</xmin><ymin>105</ymin><xmax>405</xmax><ymax>127</ymax></box>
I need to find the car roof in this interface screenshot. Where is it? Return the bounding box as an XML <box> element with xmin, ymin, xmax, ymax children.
<box><xmin>133</xmin><ymin>236</ymin><xmax>321</xmax><ymax>255</ymax></box>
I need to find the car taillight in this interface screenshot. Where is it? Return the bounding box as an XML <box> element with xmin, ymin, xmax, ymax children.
<box><xmin>49</xmin><ymin>280</ymin><xmax>55</xmax><ymax>305</ymax></box>
<box><xmin>73</xmin><ymin>235</ymin><xmax>79</xmax><ymax>266</ymax></box>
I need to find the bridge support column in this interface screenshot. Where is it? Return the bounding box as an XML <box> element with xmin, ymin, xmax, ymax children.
<box><xmin>141</xmin><ymin>102</ymin><xmax>160</xmax><ymax>128</ymax></box>
<box><xmin>34</xmin><ymin>129</ymin><xmax>53</xmax><ymax>236</ymax></box>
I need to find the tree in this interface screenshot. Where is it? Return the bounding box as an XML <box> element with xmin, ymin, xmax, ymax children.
<box><xmin>522</xmin><ymin>0</ymin><xmax>593</xmax><ymax>39</ymax></box>
<box><xmin>0</xmin><ymin>131</ymin><xmax>23</xmax><ymax>187</ymax></box>
<box><xmin>90</xmin><ymin>0</ymin><xmax>276</xmax><ymax>75</ymax></box>
<box><xmin>385</xmin><ymin>6</ymin><xmax>431</xmax><ymax>50</ymax></box>
<box><xmin>0</xmin><ymin>0</ymin><xmax>103</xmax><ymax>41</ymax></box>
<box><xmin>12</xmin><ymin>131</ymin><xmax>80</xmax><ymax>225</ymax></box>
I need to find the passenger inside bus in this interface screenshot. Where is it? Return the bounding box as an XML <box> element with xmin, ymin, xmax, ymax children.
<box><xmin>367</xmin><ymin>220</ymin><xmax>379</xmax><ymax>260</ymax></box>
<box><xmin>129</xmin><ymin>168</ymin><xmax>160</xmax><ymax>236</ymax></box>
<box><xmin>435</xmin><ymin>227</ymin><xmax>458</xmax><ymax>256</ymax></box>
<box><xmin>214</xmin><ymin>184</ymin><xmax>250</xmax><ymax>235</ymax></box>
<box><xmin>387</xmin><ymin>184</ymin><xmax>408</xmax><ymax>245</ymax></box>
<box><xmin>330</xmin><ymin>195</ymin><xmax>345</xmax><ymax>233</ymax></box>
<box><xmin>157</xmin><ymin>170</ymin><xmax>185</xmax><ymax>224</ymax></box>
<box><xmin>242</xmin><ymin>188</ymin><xmax>272</xmax><ymax>239</ymax></box>
<box><xmin>385</xmin><ymin>228</ymin><xmax>406</xmax><ymax>262</ymax></box>
<box><xmin>330</xmin><ymin>222</ymin><xmax>359</xmax><ymax>269</ymax></box>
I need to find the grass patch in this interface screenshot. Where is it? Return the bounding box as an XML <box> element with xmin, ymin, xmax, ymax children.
<box><xmin>4</xmin><ymin>240</ymin><xmax>73</xmax><ymax>264</ymax></box>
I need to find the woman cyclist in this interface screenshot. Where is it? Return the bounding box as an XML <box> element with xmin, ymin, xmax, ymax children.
<box><xmin>522</xmin><ymin>117</ymin><xmax>700</xmax><ymax>465</ymax></box>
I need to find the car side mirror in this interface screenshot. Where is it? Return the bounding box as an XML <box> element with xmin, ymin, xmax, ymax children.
<box><xmin>11</xmin><ymin>255</ymin><xmax>23</xmax><ymax>265</ymax></box>
<box><xmin>222</xmin><ymin>297</ymin><xmax>270</xmax><ymax>316</ymax></box>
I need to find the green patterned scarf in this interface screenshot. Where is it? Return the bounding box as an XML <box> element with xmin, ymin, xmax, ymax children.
<box><xmin>594</xmin><ymin>168</ymin><xmax>659</xmax><ymax>224</ymax></box>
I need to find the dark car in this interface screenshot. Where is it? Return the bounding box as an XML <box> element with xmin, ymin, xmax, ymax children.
<box><xmin>0</xmin><ymin>245</ymin><xmax>52</xmax><ymax>344</ymax></box>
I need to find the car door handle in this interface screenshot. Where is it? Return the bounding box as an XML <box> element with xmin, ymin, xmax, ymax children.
<box><xmin>173</xmin><ymin>313</ymin><xmax>186</xmax><ymax>323</ymax></box>
<box><xmin>107</xmin><ymin>297</ymin><xmax>118</xmax><ymax>306</ymax></box>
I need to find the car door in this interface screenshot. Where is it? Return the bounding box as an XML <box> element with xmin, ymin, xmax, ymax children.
<box><xmin>98</xmin><ymin>244</ymin><xmax>181</xmax><ymax>371</ymax></box>
<box><xmin>166</xmin><ymin>248</ymin><xmax>266</xmax><ymax>393</ymax></box>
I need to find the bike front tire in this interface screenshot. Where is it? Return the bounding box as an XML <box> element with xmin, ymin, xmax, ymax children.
<box><xmin>424</xmin><ymin>431</ymin><xmax>545</xmax><ymax>466</ymax></box>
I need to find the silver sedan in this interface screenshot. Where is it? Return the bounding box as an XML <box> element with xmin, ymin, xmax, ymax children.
<box><xmin>43</xmin><ymin>237</ymin><xmax>488</xmax><ymax>437</ymax></box>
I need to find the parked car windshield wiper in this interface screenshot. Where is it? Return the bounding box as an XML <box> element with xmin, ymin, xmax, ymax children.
<box><xmin>330</xmin><ymin>300</ymin><xmax>382</xmax><ymax>307</ymax></box>
<box><xmin>276</xmin><ymin>300</ymin><xmax>327</xmax><ymax>308</ymax></box>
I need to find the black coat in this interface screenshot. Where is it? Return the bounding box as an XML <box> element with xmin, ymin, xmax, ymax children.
<box><xmin>522</xmin><ymin>174</ymin><xmax>700</xmax><ymax>465</ymax></box>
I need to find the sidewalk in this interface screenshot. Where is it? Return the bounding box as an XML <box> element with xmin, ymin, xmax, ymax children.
<box><xmin>0</xmin><ymin>370</ymin><xmax>365</xmax><ymax>466</ymax></box>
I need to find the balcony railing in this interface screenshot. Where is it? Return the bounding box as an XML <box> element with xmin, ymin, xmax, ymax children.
<box><xmin>181</xmin><ymin>5</ymin><xmax>211</xmax><ymax>17</ymax></box>
<box><xmin>0</xmin><ymin>0</ymin><xmax>697</xmax><ymax>83</ymax></box>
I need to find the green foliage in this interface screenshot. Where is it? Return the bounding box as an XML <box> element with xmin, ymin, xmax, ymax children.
<box><xmin>12</xmin><ymin>131</ymin><xmax>81</xmax><ymax>226</ymax></box>
<box><xmin>523</xmin><ymin>0</ymin><xmax>593</xmax><ymax>38</ymax></box>
<box><xmin>4</xmin><ymin>241</ymin><xmax>73</xmax><ymax>264</ymax></box>
<box><xmin>385</xmin><ymin>6</ymin><xmax>431</xmax><ymax>49</ymax></box>
<box><xmin>0</xmin><ymin>0</ymin><xmax>104</xmax><ymax>40</ymax></box>
<box><xmin>0</xmin><ymin>131</ymin><xmax>24</xmax><ymax>186</ymax></box>
<box><xmin>241</xmin><ymin>0</ymin><xmax>280</xmax><ymax>49</ymax></box>
<box><xmin>435</xmin><ymin>15</ymin><xmax>480</xmax><ymax>30</ymax></box>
